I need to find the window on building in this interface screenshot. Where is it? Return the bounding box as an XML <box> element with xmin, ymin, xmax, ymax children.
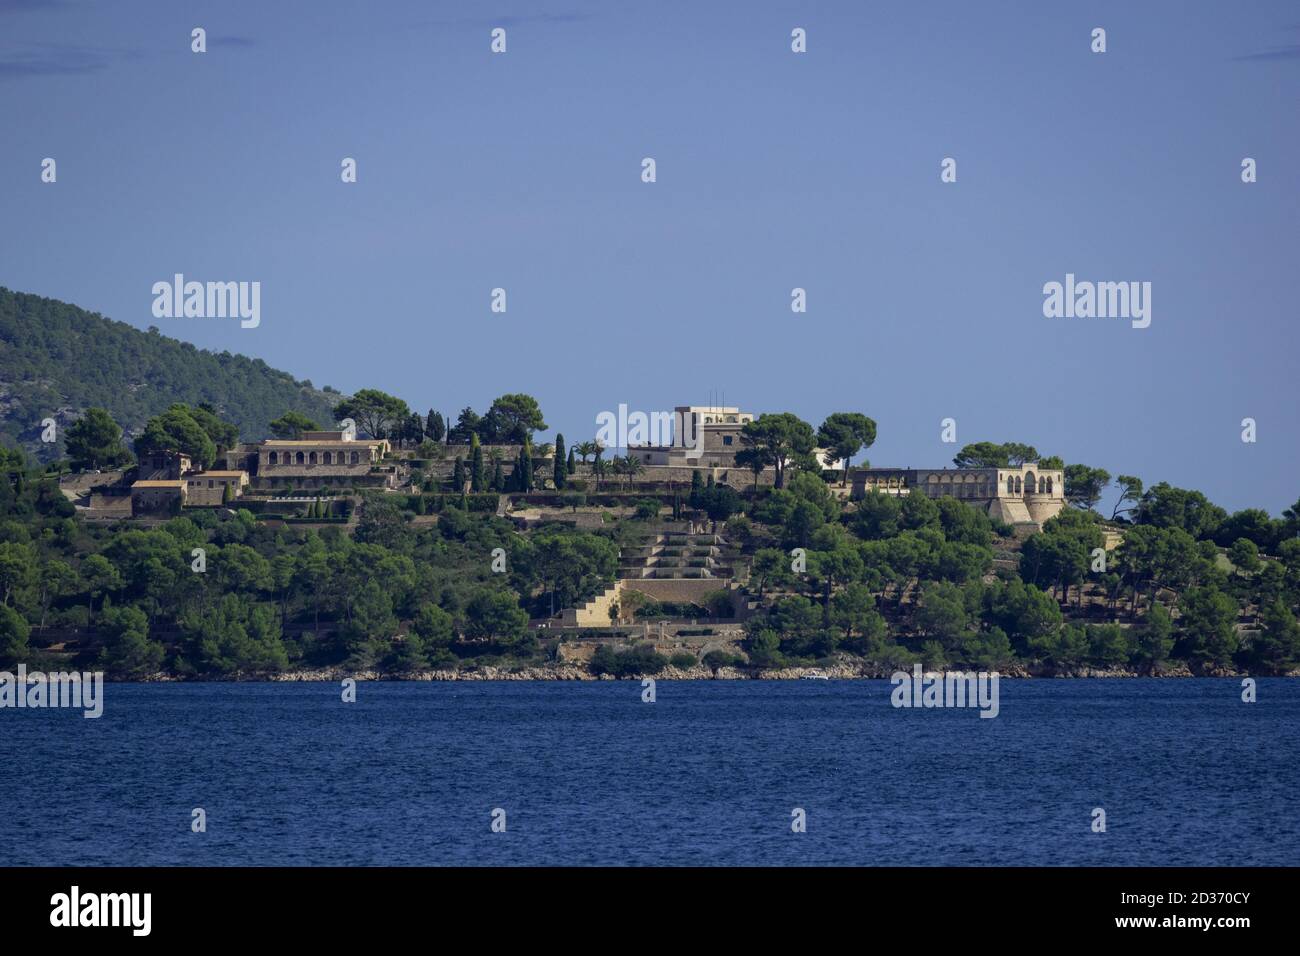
<box><xmin>722</xmin><ymin>436</ymin><xmax>733</xmax><ymax>446</ymax></box>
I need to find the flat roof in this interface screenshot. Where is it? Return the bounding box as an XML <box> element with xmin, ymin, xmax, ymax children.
<box><xmin>188</xmin><ymin>471</ymin><xmax>246</xmax><ymax>477</ymax></box>
<box><xmin>260</xmin><ymin>439</ymin><xmax>384</xmax><ymax>446</ymax></box>
<box><xmin>131</xmin><ymin>480</ymin><xmax>185</xmax><ymax>489</ymax></box>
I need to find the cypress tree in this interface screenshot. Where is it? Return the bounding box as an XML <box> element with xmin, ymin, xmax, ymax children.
<box><xmin>567</xmin><ymin>447</ymin><xmax>576</xmax><ymax>475</ymax></box>
<box><xmin>491</xmin><ymin>460</ymin><xmax>504</xmax><ymax>492</ymax></box>
<box><xmin>519</xmin><ymin>440</ymin><xmax>533</xmax><ymax>492</ymax></box>
<box><xmin>452</xmin><ymin>457</ymin><xmax>466</xmax><ymax>492</ymax></box>
<box><xmin>553</xmin><ymin>433</ymin><xmax>567</xmax><ymax>490</ymax></box>
<box><xmin>470</xmin><ymin>433</ymin><xmax>484</xmax><ymax>492</ymax></box>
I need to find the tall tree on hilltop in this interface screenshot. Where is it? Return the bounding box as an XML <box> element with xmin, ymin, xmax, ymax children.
<box><xmin>449</xmin><ymin>407</ymin><xmax>481</xmax><ymax>444</ymax></box>
<box><xmin>135</xmin><ymin>405</ymin><xmax>219</xmax><ymax>469</ymax></box>
<box><xmin>480</xmin><ymin>394</ymin><xmax>547</xmax><ymax>444</ymax></box>
<box><xmin>425</xmin><ymin>410</ymin><xmax>446</xmax><ymax>443</ymax></box>
<box><xmin>817</xmin><ymin>412</ymin><xmax>878</xmax><ymax>485</ymax></box>
<box><xmin>740</xmin><ymin>413</ymin><xmax>817</xmax><ymax>489</ymax></box>
<box><xmin>553</xmin><ymin>433</ymin><xmax>567</xmax><ymax>490</ymax></box>
<box><xmin>65</xmin><ymin>408</ymin><xmax>133</xmax><ymax>470</ymax></box>
<box><xmin>1064</xmin><ymin>464</ymin><xmax>1111</xmax><ymax>512</ymax></box>
<box><xmin>332</xmin><ymin>389</ymin><xmax>410</xmax><ymax>441</ymax></box>
<box><xmin>1112</xmin><ymin>475</ymin><xmax>1144</xmax><ymax>521</ymax></box>
<box><xmin>470</xmin><ymin>433</ymin><xmax>485</xmax><ymax>492</ymax></box>
<box><xmin>268</xmin><ymin>411</ymin><xmax>319</xmax><ymax>440</ymax></box>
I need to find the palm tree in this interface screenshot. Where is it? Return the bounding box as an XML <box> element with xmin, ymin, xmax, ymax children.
<box><xmin>617</xmin><ymin>453</ymin><xmax>643</xmax><ymax>491</ymax></box>
<box><xmin>591</xmin><ymin>441</ymin><xmax>607</xmax><ymax>490</ymax></box>
<box><xmin>576</xmin><ymin>440</ymin><xmax>597</xmax><ymax>467</ymax></box>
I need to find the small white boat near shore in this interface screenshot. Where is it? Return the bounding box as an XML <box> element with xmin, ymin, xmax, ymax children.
<box><xmin>801</xmin><ymin>672</ymin><xmax>829</xmax><ymax>681</ymax></box>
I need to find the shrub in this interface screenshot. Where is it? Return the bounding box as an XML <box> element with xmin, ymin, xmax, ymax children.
<box><xmin>589</xmin><ymin>643</ymin><xmax>668</xmax><ymax>677</ymax></box>
<box><xmin>669</xmin><ymin>652</ymin><xmax>697</xmax><ymax>668</ymax></box>
<box><xmin>702</xmin><ymin>649</ymin><xmax>744</xmax><ymax>669</ymax></box>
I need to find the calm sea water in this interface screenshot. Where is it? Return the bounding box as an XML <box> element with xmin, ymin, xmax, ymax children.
<box><xmin>1</xmin><ymin>679</ymin><xmax>1295</xmax><ymax>866</ymax></box>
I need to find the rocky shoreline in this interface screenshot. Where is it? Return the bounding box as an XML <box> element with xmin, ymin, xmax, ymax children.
<box><xmin>129</xmin><ymin>661</ymin><xmax>1292</xmax><ymax>682</ymax></box>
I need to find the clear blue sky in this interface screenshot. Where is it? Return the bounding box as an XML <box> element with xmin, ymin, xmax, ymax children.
<box><xmin>2</xmin><ymin>0</ymin><xmax>1297</xmax><ymax>515</ymax></box>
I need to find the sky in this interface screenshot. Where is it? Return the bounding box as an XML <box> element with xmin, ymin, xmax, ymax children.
<box><xmin>1</xmin><ymin>0</ymin><xmax>1298</xmax><ymax>515</ymax></box>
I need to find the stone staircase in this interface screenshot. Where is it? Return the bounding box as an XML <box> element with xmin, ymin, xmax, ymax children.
<box><xmin>619</xmin><ymin>531</ymin><xmax>734</xmax><ymax>580</ymax></box>
<box><xmin>560</xmin><ymin>581</ymin><xmax>624</xmax><ymax>627</ymax></box>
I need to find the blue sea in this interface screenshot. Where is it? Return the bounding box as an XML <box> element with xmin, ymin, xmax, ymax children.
<box><xmin>1</xmin><ymin>679</ymin><xmax>1295</xmax><ymax>866</ymax></box>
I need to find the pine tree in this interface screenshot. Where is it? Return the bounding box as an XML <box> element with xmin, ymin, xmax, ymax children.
<box><xmin>553</xmin><ymin>433</ymin><xmax>567</xmax><ymax>490</ymax></box>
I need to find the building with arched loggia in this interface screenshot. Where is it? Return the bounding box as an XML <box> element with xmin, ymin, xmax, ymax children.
<box><xmin>848</xmin><ymin>462</ymin><xmax>1066</xmax><ymax>526</ymax></box>
<box><xmin>247</xmin><ymin>430</ymin><xmax>393</xmax><ymax>492</ymax></box>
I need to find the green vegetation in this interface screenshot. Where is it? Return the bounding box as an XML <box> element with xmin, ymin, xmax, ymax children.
<box><xmin>0</xmin><ymin>287</ymin><xmax>339</xmax><ymax>461</ymax></box>
<box><xmin>2</xmin><ymin>325</ymin><xmax>1298</xmax><ymax>680</ymax></box>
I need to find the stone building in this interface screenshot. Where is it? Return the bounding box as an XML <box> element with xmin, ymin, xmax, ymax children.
<box><xmin>137</xmin><ymin>451</ymin><xmax>192</xmax><ymax>480</ymax></box>
<box><xmin>632</xmin><ymin>405</ymin><xmax>756</xmax><ymax>469</ymax></box>
<box><xmin>130</xmin><ymin>479</ymin><xmax>186</xmax><ymax>516</ymax></box>
<box><xmin>184</xmin><ymin>470</ymin><xmax>249</xmax><ymax>506</ymax></box>
<box><xmin>252</xmin><ymin>430</ymin><xmax>391</xmax><ymax>491</ymax></box>
<box><xmin>849</xmin><ymin>462</ymin><xmax>1065</xmax><ymax>525</ymax></box>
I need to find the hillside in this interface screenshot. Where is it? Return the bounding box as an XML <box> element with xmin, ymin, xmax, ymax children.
<box><xmin>0</xmin><ymin>287</ymin><xmax>342</xmax><ymax>460</ymax></box>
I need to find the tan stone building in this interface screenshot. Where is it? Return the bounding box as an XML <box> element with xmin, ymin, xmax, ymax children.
<box><xmin>130</xmin><ymin>479</ymin><xmax>186</xmax><ymax>515</ymax></box>
<box><xmin>850</xmin><ymin>462</ymin><xmax>1066</xmax><ymax>525</ymax></box>
<box><xmin>253</xmin><ymin>430</ymin><xmax>391</xmax><ymax>491</ymax></box>
<box><xmin>633</xmin><ymin>405</ymin><xmax>756</xmax><ymax>468</ymax></box>
<box><xmin>184</xmin><ymin>470</ymin><xmax>250</xmax><ymax>506</ymax></box>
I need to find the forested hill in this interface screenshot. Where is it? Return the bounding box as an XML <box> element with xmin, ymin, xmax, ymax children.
<box><xmin>0</xmin><ymin>287</ymin><xmax>342</xmax><ymax>460</ymax></box>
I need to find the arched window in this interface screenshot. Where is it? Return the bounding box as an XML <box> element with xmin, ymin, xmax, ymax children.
<box><xmin>268</xmin><ymin>451</ymin><xmax>278</xmax><ymax>465</ymax></box>
<box><xmin>1014</xmin><ymin>476</ymin><xmax>1022</xmax><ymax>494</ymax></box>
<box><xmin>1046</xmin><ymin>476</ymin><xmax>1054</xmax><ymax>495</ymax></box>
<box><xmin>1038</xmin><ymin>477</ymin><xmax>1046</xmax><ymax>494</ymax></box>
<box><xmin>350</xmin><ymin>451</ymin><xmax>360</xmax><ymax>464</ymax></box>
<box><xmin>295</xmin><ymin>452</ymin><xmax>305</xmax><ymax>465</ymax></box>
<box><xmin>1006</xmin><ymin>476</ymin><xmax>1015</xmax><ymax>494</ymax></box>
<box><xmin>323</xmin><ymin>452</ymin><xmax>332</xmax><ymax>465</ymax></box>
<box><xmin>309</xmin><ymin>452</ymin><xmax>318</xmax><ymax>464</ymax></box>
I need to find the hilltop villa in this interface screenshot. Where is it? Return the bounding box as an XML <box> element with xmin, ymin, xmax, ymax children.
<box><xmin>849</xmin><ymin>463</ymin><xmax>1066</xmax><ymax>524</ymax></box>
